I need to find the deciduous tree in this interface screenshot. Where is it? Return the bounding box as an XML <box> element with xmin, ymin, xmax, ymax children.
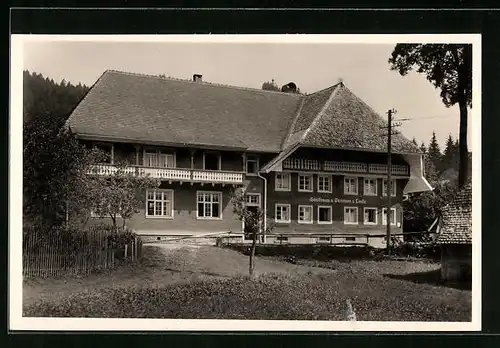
<box><xmin>89</xmin><ymin>162</ymin><xmax>160</xmax><ymax>229</ymax></box>
<box><xmin>231</xmin><ymin>188</ymin><xmax>274</xmax><ymax>276</ymax></box>
<box><xmin>389</xmin><ymin>44</ymin><xmax>472</xmax><ymax>188</ymax></box>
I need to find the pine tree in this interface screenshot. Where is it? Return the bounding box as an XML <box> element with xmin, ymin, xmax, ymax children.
<box><xmin>427</xmin><ymin>131</ymin><xmax>442</xmax><ymax>173</ymax></box>
<box><xmin>420</xmin><ymin>142</ymin><xmax>427</xmax><ymax>154</ymax></box>
<box><xmin>442</xmin><ymin>134</ymin><xmax>455</xmax><ymax>170</ymax></box>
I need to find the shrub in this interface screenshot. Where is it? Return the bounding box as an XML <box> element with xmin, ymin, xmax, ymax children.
<box><xmin>222</xmin><ymin>242</ymin><xmax>440</xmax><ymax>262</ymax></box>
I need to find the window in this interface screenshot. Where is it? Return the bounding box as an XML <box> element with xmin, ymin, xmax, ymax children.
<box><xmin>276</xmin><ymin>236</ymin><xmax>289</xmax><ymax>242</ymax></box>
<box><xmin>93</xmin><ymin>143</ymin><xmax>113</xmax><ymax>164</ymax></box>
<box><xmin>245</xmin><ymin>193</ymin><xmax>261</xmax><ymax>207</ymax></box>
<box><xmin>203</xmin><ymin>152</ymin><xmax>221</xmax><ymax>171</ymax></box>
<box><xmin>317</xmin><ymin>206</ymin><xmax>333</xmax><ymax>224</ymax></box>
<box><xmin>364</xmin><ymin>207</ymin><xmax>378</xmax><ymax>225</ymax></box>
<box><xmin>382</xmin><ymin>208</ymin><xmax>397</xmax><ymax>226</ymax></box>
<box><xmin>146</xmin><ymin>189</ymin><xmax>174</xmax><ymax>218</ymax></box>
<box><xmin>345</xmin><ymin>236</ymin><xmax>356</xmax><ymax>242</ymax></box>
<box><xmin>275</xmin><ymin>204</ymin><xmax>291</xmax><ymax>223</ymax></box>
<box><xmin>344</xmin><ymin>177</ymin><xmax>358</xmax><ymax>195</ymax></box>
<box><xmin>298</xmin><ymin>174</ymin><xmax>313</xmax><ymax>192</ymax></box>
<box><xmin>197</xmin><ymin>191</ymin><xmax>222</xmax><ymax>219</ymax></box>
<box><xmin>318</xmin><ymin>236</ymin><xmax>331</xmax><ymax>242</ymax></box>
<box><xmin>363</xmin><ymin>178</ymin><xmax>378</xmax><ymax>196</ymax></box>
<box><xmin>344</xmin><ymin>206</ymin><xmax>358</xmax><ymax>225</ymax></box>
<box><xmin>317</xmin><ymin>175</ymin><xmax>332</xmax><ymax>193</ymax></box>
<box><xmin>144</xmin><ymin>149</ymin><xmax>175</xmax><ymax>168</ymax></box>
<box><xmin>275</xmin><ymin>172</ymin><xmax>291</xmax><ymax>191</ymax></box>
<box><xmin>383</xmin><ymin>179</ymin><xmax>397</xmax><ymax>197</ymax></box>
<box><xmin>298</xmin><ymin>205</ymin><xmax>313</xmax><ymax>224</ymax></box>
<box><xmin>246</xmin><ymin>155</ymin><xmax>259</xmax><ymax>175</ymax></box>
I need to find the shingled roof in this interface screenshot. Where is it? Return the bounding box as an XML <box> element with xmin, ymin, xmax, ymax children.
<box><xmin>67</xmin><ymin>70</ymin><xmax>302</xmax><ymax>152</ymax></box>
<box><xmin>437</xmin><ymin>183</ymin><xmax>472</xmax><ymax>244</ymax></box>
<box><xmin>282</xmin><ymin>83</ymin><xmax>420</xmax><ymax>154</ymax></box>
<box><xmin>67</xmin><ymin>70</ymin><xmax>420</xmax><ymax>155</ymax></box>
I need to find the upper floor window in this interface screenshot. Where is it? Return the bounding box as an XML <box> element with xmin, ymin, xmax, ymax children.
<box><xmin>344</xmin><ymin>176</ymin><xmax>358</xmax><ymax>195</ymax></box>
<box><xmin>383</xmin><ymin>179</ymin><xmax>397</xmax><ymax>197</ymax></box>
<box><xmin>275</xmin><ymin>172</ymin><xmax>291</xmax><ymax>191</ymax></box>
<box><xmin>317</xmin><ymin>175</ymin><xmax>332</xmax><ymax>193</ymax></box>
<box><xmin>144</xmin><ymin>149</ymin><xmax>175</xmax><ymax>168</ymax></box>
<box><xmin>298</xmin><ymin>174</ymin><xmax>313</xmax><ymax>192</ymax></box>
<box><xmin>246</xmin><ymin>155</ymin><xmax>259</xmax><ymax>175</ymax></box>
<box><xmin>203</xmin><ymin>152</ymin><xmax>221</xmax><ymax>171</ymax></box>
<box><xmin>93</xmin><ymin>143</ymin><xmax>113</xmax><ymax>164</ymax></box>
<box><xmin>363</xmin><ymin>178</ymin><xmax>378</xmax><ymax>196</ymax></box>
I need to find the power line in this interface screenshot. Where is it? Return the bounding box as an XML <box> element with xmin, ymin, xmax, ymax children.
<box><xmin>394</xmin><ymin>115</ymin><xmax>456</xmax><ymax>122</ymax></box>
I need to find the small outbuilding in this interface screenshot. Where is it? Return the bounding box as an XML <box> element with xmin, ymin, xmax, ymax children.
<box><xmin>436</xmin><ymin>182</ymin><xmax>472</xmax><ymax>282</ymax></box>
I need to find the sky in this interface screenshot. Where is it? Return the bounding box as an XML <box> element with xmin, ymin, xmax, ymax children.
<box><xmin>23</xmin><ymin>39</ymin><xmax>474</xmax><ymax>150</ymax></box>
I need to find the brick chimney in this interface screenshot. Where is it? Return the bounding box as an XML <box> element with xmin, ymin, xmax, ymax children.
<box><xmin>193</xmin><ymin>74</ymin><xmax>203</xmax><ymax>82</ymax></box>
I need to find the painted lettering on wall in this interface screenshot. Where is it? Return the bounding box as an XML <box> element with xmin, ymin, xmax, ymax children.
<box><xmin>309</xmin><ymin>197</ymin><xmax>367</xmax><ymax>204</ymax></box>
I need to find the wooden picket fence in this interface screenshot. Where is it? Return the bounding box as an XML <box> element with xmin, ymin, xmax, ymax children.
<box><xmin>23</xmin><ymin>225</ymin><xmax>142</xmax><ymax>278</ymax></box>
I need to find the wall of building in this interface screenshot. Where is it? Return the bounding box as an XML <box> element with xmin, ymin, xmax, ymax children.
<box><xmin>441</xmin><ymin>244</ymin><xmax>472</xmax><ymax>281</ymax></box>
<box><xmin>88</xmin><ymin>182</ymin><xmax>243</xmax><ymax>235</ymax></box>
<box><xmin>265</xmin><ymin>172</ymin><xmax>406</xmax><ymax>236</ymax></box>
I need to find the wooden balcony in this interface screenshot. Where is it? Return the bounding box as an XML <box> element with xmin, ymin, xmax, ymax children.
<box><xmin>282</xmin><ymin>158</ymin><xmax>409</xmax><ymax>176</ymax></box>
<box><xmin>88</xmin><ymin>164</ymin><xmax>245</xmax><ymax>185</ymax></box>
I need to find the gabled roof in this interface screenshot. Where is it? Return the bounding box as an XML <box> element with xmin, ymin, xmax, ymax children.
<box><xmin>67</xmin><ymin>70</ymin><xmax>302</xmax><ymax>152</ymax></box>
<box><xmin>282</xmin><ymin>82</ymin><xmax>420</xmax><ymax>154</ymax></box>
<box><xmin>67</xmin><ymin>70</ymin><xmax>420</xmax><ymax>155</ymax></box>
<box><xmin>437</xmin><ymin>182</ymin><xmax>472</xmax><ymax>244</ymax></box>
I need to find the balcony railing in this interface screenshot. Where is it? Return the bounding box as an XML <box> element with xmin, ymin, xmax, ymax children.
<box><xmin>88</xmin><ymin>164</ymin><xmax>245</xmax><ymax>184</ymax></box>
<box><xmin>283</xmin><ymin>158</ymin><xmax>410</xmax><ymax>176</ymax></box>
<box><xmin>368</xmin><ymin>163</ymin><xmax>409</xmax><ymax>176</ymax></box>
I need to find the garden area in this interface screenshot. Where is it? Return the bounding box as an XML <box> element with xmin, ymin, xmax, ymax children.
<box><xmin>23</xmin><ymin>243</ymin><xmax>471</xmax><ymax>321</ymax></box>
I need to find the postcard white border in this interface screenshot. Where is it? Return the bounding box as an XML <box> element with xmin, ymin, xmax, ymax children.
<box><xmin>10</xmin><ymin>34</ymin><xmax>481</xmax><ymax>332</ymax></box>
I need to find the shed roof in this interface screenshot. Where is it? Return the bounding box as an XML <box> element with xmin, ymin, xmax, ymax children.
<box><xmin>437</xmin><ymin>182</ymin><xmax>472</xmax><ymax>244</ymax></box>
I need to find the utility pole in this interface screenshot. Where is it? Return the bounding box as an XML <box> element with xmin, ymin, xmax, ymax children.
<box><xmin>381</xmin><ymin>109</ymin><xmax>401</xmax><ymax>252</ymax></box>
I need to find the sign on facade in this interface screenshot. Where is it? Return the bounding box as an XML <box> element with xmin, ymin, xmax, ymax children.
<box><xmin>309</xmin><ymin>197</ymin><xmax>367</xmax><ymax>204</ymax></box>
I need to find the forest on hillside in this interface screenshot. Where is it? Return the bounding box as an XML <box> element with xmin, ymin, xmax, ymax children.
<box><xmin>23</xmin><ymin>70</ymin><xmax>90</xmax><ymax>125</ymax></box>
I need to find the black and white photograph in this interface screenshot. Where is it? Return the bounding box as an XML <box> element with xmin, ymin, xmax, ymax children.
<box><xmin>9</xmin><ymin>34</ymin><xmax>481</xmax><ymax>331</ymax></box>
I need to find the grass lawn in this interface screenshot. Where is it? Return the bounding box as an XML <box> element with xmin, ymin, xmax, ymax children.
<box><xmin>23</xmin><ymin>244</ymin><xmax>471</xmax><ymax>321</ymax></box>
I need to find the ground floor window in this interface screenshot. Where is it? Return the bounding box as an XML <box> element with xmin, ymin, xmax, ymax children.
<box><xmin>245</xmin><ymin>193</ymin><xmax>261</xmax><ymax>207</ymax></box>
<box><xmin>146</xmin><ymin>189</ymin><xmax>174</xmax><ymax>218</ymax></box>
<box><xmin>382</xmin><ymin>208</ymin><xmax>397</xmax><ymax>225</ymax></box>
<box><xmin>298</xmin><ymin>205</ymin><xmax>313</xmax><ymax>224</ymax></box>
<box><xmin>197</xmin><ymin>191</ymin><xmax>222</xmax><ymax>219</ymax></box>
<box><xmin>344</xmin><ymin>206</ymin><xmax>358</xmax><ymax>225</ymax></box>
<box><xmin>275</xmin><ymin>204</ymin><xmax>291</xmax><ymax>223</ymax></box>
<box><xmin>363</xmin><ymin>207</ymin><xmax>378</xmax><ymax>225</ymax></box>
<box><xmin>317</xmin><ymin>206</ymin><xmax>332</xmax><ymax>224</ymax></box>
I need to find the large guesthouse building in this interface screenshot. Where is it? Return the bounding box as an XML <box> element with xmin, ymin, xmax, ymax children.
<box><xmin>66</xmin><ymin>70</ymin><xmax>432</xmax><ymax>246</ymax></box>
